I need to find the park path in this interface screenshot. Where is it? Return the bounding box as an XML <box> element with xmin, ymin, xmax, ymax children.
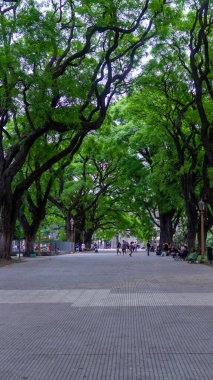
<box><xmin>0</xmin><ymin>251</ymin><xmax>213</xmax><ymax>380</ymax></box>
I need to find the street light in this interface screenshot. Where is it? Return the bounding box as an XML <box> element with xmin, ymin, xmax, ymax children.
<box><xmin>198</xmin><ymin>199</ymin><xmax>205</xmax><ymax>262</ymax></box>
<box><xmin>70</xmin><ymin>218</ymin><xmax>75</xmax><ymax>253</ymax></box>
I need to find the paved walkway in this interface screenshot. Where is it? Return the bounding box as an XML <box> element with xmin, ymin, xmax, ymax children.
<box><xmin>0</xmin><ymin>250</ymin><xmax>213</xmax><ymax>380</ymax></box>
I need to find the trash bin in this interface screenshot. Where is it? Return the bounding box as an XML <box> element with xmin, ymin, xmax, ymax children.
<box><xmin>207</xmin><ymin>247</ymin><xmax>212</xmax><ymax>263</ymax></box>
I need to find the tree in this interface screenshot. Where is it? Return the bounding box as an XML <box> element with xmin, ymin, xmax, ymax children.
<box><xmin>18</xmin><ymin>175</ymin><xmax>52</xmax><ymax>256</ymax></box>
<box><xmin>110</xmin><ymin>95</ymin><xmax>183</xmax><ymax>245</ymax></box>
<box><xmin>0</xmin><ymin>0</ymin><xmax>167</xmax><ymax>259</ymax></box>
<box><xmin>47</xmin><ymin>130</ymin><xmax>132</xmax><ymax>247</ymax></box>
<box><xmin>113</xmin><ymin>0</ymin><xmax>213</xmax><ymax>250</ymax></box>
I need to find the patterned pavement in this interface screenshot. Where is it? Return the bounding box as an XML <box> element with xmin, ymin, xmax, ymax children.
<box><xmin>0</xmin><ymin>251</ymin><xmax>213</xmax><ymax>380</ymax></box>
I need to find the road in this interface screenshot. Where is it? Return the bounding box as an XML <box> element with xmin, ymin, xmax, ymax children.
<box><xmin>0</xmin><ymin>250</ymin><xmax>213</xmax><ymax>379</ymax></box>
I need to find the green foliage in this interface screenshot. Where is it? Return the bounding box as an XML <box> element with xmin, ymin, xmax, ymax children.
<box><xmin>14</xmin><ymin>221</ymin><xmax>24</xmax><ymax>240</ymax></box>
<box><xmin>1</xmin><ymin>0</ymin><xmax>212</xmax><ymax>256</ymax></box>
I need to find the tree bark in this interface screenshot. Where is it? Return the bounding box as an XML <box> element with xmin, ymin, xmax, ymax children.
<box><xmin>181</xmin><ymin>173</ymin><xmax>198</xmax><ymax>251</ymax></box>
<box><xmin>0</xmin><ymin>196</ymin><xmax>17</xmax><ymax>259</ymax></box>
<box><xmin>159</xmin><ymin>210</ymin><xmax>175</xmax><ymax>247</ymax></box>
<box><xmin>84</xmin><ymin>230</ymin><xmax>94</xmax><ymax>249</ymax></box>
<box><xmin>25</xmin><ymin>235</ymin><xmax>35</xmax><ymax>256</ymax></box>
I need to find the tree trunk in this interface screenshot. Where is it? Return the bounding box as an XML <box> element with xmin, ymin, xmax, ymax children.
<box><xmin>180</xmin><ymin>172</ymin><xmax>198</xmax><ymax>251</ymax></box>
<box><xmin>24</xmin><ymin>234</ymin><xmax>35</xmax><ymax>256</ymax></box>
<box><xmin>84</xmin><ymin>230</ymin><xmax>94</xmax><ymax>249</ymax></box>
<box><xmin>19</xmin><ymin>212</ymin><xmax>44</xmax><ymax>257</ymax></box>
<box><xmin>0</xmin><ymin>198</ymin><xmax>16</xmax><ymax>260</ymax></box>
<box><xmin>66</xmin><ymin>216</ymin><xmax>72</xmax><ymax>241</ymax></box>
<box><xmin>75</xmin><ymin>229</ymin><xmax>81</xmax><ymax>245</ymax></box>
<box><xmin>0</xmin><ymin>228</ymin><xmax>13</xmax><ymax>260</ymax></box>
<box><xmin>186</xmin><ymin>216</ymin><xmax>197</xmax><ymax>252</ymax></box>
<box><xmin>19</xmin><ymin>182</ymin><xmax>52</xmax><ymax>257</ymax></box>
<box><xmin>159</xmin><ymin>211</ymin><xmax>175</xmax><ymax>247</ymax></box>
<box><xmin>185</xmin><ymin>195</ymin><xmax>198</xmax><ymax>252</ymax></box>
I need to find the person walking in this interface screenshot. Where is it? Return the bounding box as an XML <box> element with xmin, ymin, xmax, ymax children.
<box><xmin>117</xmin><ymin>241</ymin><xmax>121</xmax><ymax>255</ymax></box>
<box><xmin>129</xmin><ymin>242</ymin><xmax>134</xmax><ymax>257</ymax></box>
<box><xmin>147</xmin><ymin>242</ymin><xmax>151</xmax><ymax>256</ymax></box>
<box><xmin>122</xmin><ymin>241</ymin><xmax>127</xmax><ymax>256</ymax></box>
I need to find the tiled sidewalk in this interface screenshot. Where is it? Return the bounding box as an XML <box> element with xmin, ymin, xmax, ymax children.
<box><xmin>0</xmin><ymin>252</ymin><xmax>213</xmax><ymax>380</ymax></box>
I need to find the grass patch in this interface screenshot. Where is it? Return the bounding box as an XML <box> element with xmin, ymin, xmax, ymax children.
<box><xmin>0</xmin><ymin>258</ymin><xmax>24</xmax><ymax>268</ymax></box>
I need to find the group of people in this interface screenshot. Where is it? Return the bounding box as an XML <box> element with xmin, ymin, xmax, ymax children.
<box><xmin>156</xmin><ymin>242</ymin><xmax>189</xmax><ymax>260</ymax></box>
<box><xmin>74</xmin><ymin>240</ymin><xmax>189</xmax><ymax>260</ymax></box>
<box><xmin>74</xmin><ymin>242</ymin><xmax>86</xmax><ymax>252</ymax></box>
<box><xmin>117</xmin><ymin>240</ymin><xmax>138</xmax><ymax>257</ymax></box>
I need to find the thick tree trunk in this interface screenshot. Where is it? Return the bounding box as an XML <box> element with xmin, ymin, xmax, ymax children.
<box><xmin>159</xmin><ymin>211</ymin><xmax>175</xmax><ymax>247</ymax></box>
<box><xmin>19</xmin><ymin>182</ymin><xmax>52</xmax><ymax>257</ymax></box>
<box><xmin>186</xmin><ymin>216</ymin><xmax>197</xmax><ymax>252</ymax></box>
<box><xmin>0</xmin><ymin>229</ymin><xmax>13</xmax><ymax>260</ymax></box>
<box><xmin>24</xmin><ymin>235</ymin><xmax>35</xmax><ymax>256</ymax></box>
<box><xmin>180</xmin><ymin>172</ymin><xmax>198</xmax><ymax>251</ymax></box>
<box><xmin>66</xmin><ymin>217</ymin><xmax>72</xmax><ymax>241</ymax></box>
<box><xmin>75</xmin><ymin>229</ymin><xmax>81</xmax><ymax>245</ymax></box>
<box><xmin>0</xmin><ymin>198</ymin><xmax>16</xmax><ymax>260</ymax></box>
<box><xmin>185</xmin><ymin>194</ymin><xmax>198</xmax><ymax>252</ymax></box>
<box><xmin>19</xmin><ymin>213</ymin><xmax>43</xmax><ymax>257</ymax></box>
<box><xmin>84</xmin><ymin>230</ymin><xmax>94</xmax><ymax>249</ymax></box>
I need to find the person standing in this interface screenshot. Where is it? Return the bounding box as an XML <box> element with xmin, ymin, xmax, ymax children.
<box><xmin>147</xmin><ymin>242</ymin><xmax>151</xmax><ymax>256</ymax></box>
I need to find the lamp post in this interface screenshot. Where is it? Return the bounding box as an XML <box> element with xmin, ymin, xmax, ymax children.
<box><xmin>198</xmin><ymin>199</ymin><xmax>205</xmax><ymax>262</ymax></box>
<box><xmin>70</xmin><ymin>218</ymin><xmax>75</xmax><ymax>253</ymax></box>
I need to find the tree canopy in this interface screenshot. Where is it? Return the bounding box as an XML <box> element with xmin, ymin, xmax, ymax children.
<box><xmin>0</xmin><ymin>0</ymin><xmax>212</xmax><ymax>258</ymax></box>
<box><xmin>0</xmin><ymin>0</ymin><xmax>169</xmax><ymax>258</ymax></box>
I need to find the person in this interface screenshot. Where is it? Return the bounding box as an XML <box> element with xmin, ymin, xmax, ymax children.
<box><xmin>81</xmin><ymin>243</ymin><xmax>85</xmax><ymax>251</ymax></box>
<box><xmin>122</xmin><ymin>241</ymin><xmax>127</xmax><ymax>255</ymax></box>
<box><xmin>156</xmin><ymin>245</ymin><xmax>162</xmax><ymax>255</ymax></box>
<box><xmin>181</xmin><ymin>245</ymin><xmax>189</xmax><ymax>260</ymax></box>
<box><xmin>163</xmin><ymin>242</ymin><xmax>169</xmax><ymax>256</ymax></box>
<box><xmin>180</xmin><ymin>244</ymin><xmax>185</xmax><ymax>257</ymax></box>
<box><xmin>117</xmin><ymin>241</ymin><xmax>121</xmax><ymax>255</ymax></box>
<box><xmin>170</xmin><ymin>246</ymin><xmax>180</xmax><ymax>259</ymax></box>
<box><xmin>147</xmin><ymin>242</ymin><xmax>151</xmax><ymax>256</ymax></box>
<box><xmin>129</xmin><ymin>242</ymin><xmax>134</xmax><ymax>257</ymax></box>
<box><xmin>94</xmin><ymin>242</ymin><xmax>98</xmax><ymax>253</ymax></box>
